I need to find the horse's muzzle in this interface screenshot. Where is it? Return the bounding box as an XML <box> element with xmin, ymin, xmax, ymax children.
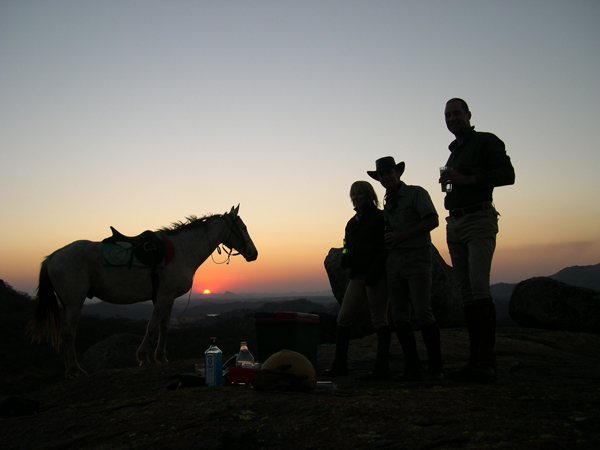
<box><xmin>244</xmin><ymin>250</ymin><xmax>258</xmax><ymax>262</ymax></box>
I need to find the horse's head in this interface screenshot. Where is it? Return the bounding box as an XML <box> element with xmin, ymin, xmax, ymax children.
<box><xmin>222</xmin><ymin>205</ymin><xmax>258</xmax><ymax>262</ymax></box>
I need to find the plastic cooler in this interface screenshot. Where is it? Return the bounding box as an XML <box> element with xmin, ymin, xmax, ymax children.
<box><xmin>253</xmin><ymin>312</ymin><xmax>320</xmax><ymax>367</ymax></box>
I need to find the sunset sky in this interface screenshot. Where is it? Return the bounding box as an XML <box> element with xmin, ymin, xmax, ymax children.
<box><xmin>1</xmin><ymin>1</ymin><xmax>599</xmax><ymax>297</ymax></box>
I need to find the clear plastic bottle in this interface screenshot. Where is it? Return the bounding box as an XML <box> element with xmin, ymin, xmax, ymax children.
<box><xmin>235</xmin><ymin>341</ymin><xmax>255</xmax><ymax>367</ymax></box>
<box><xmin>205</xmin><ymin>337</ymin><xmax>223</xmax><ymax>386</ymax></box>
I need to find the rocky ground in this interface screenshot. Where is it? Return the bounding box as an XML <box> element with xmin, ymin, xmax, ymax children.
<box><xmin>2</xmin><ymin>326</ymin><xmax>600</xmax><ymax>450</ymax></box>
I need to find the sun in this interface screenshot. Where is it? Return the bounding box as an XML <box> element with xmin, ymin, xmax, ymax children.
<box><xmin>203</xmin><ymin>289</ymin><xmax>211</xmax><ymax>294</ymax></box>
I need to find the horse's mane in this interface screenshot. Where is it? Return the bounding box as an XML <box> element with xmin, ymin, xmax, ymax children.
<box><xmin>158</xmin><ymin>214</ymin><xmax>223</xmax><ymax>236</ymax></box>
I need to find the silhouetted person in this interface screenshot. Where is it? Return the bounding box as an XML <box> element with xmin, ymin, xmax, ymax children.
<box><xmin>440</xmin><ymin>98</ymin><xmax>515</xmax><ymax>383</ymax></box>
<box><xmin>323</xmin><ymin>181</ymin><xmax>390</xmax><ymax>379</ymax></box>
<box><xmin>369</xmin><ymin>157</ymin><xmax>443</xmax><ymax>381</ymax></box>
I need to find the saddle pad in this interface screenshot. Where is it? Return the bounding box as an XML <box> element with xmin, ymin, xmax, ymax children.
<box><xmin>162</xmin><ymin>234</ymin><xmax>175</xmax><ymax>265</ymax></box>
<box><xmin>102</xmin><ymin>242</ymin><xmax>144</xmax><ymax>267</ymax></box>
<box><xmin>102</xmin><ymin>234</ymin><xmax>174</xmax><ymax>267</ymax></box>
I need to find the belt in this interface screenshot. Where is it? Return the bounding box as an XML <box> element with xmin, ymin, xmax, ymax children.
<box><xmin>449</xmin><ymin>202</ymin><xmax>493</xmax><ymax>218</ymax></box>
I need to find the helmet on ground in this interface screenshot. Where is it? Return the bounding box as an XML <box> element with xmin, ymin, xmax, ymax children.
<box><xmin>252</xmin><ymin>349</ymin><xmax>316</xmax><ymax>391</ymax></box>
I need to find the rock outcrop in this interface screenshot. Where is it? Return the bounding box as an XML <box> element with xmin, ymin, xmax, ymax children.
<box><xmin>80</xmin><ymin>333</ymin><xmax>143</xmax><ymax>372</ymax></box>
<box><xmin>324</xmin><ymin>246</ymin><xmax>463</xmax><ymax>329</ymax></box>
<box><xmin>509</xmin><ymin>277</ymin><xmax>600</xmax><ymax>334</ymax></box>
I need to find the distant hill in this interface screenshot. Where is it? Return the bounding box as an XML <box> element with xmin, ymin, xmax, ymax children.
<box><xmin>549</xmin><ymin>263</ymin><xmax>600</xmax><ymax>291</ymax></box>
<box><xmin>490</xmin><ymin>262</ymin><xmax>600</xmax><ymax>301</ymax></box>
<box><xmin>81</xmin><ymin>297</ymin><xmax>338</xmax><ymax>320</ymax></box>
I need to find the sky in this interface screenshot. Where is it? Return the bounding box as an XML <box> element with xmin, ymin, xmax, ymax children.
<box><xmin>1</xmin><ymin>1</ymin><xmax>599</xmax><ymax>297</ymax></box>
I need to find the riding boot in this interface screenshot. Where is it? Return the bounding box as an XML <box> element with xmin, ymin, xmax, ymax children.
<box><xmin>361</xmin><ymin>326</ymin><xmax>391</xmax><ymax>380</ymax></box>
<box><xmin>322</xmin><ymin>325</ymin><xmax>351</xmax><ymax>376</ymax></box>
<box><xmin>420</xmin><ymin>322</ymin><xmax>443</xmax><ymax>380</ymax></box>
<box><xmin>395</xmin><ymin>325</ymin><xmax>423</xmax><ymax>381</ymax></box>
<box><xmin>447</xmin><ymin>305</ymin><xmax>479</xmax><ymax>381</ymax></box>
<box><xmin>471</xmin><ymin>298</ymin><xmax>497</xmax><ymax>383</ymax></box>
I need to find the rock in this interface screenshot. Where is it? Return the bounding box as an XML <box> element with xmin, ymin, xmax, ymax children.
<box><xmin>324</xmin><ymin>246</ymin><xmax>463</xmax><ymax>329</ymax></box>
<box><xmin>80</xmin><ymin>333</ymin><xmax>143</xmax><ymax>372</ymax></box>
<box><xmin>509</xmin><ymin>277</ymin><xmax>600</xmax><ymax>333</ymax></box>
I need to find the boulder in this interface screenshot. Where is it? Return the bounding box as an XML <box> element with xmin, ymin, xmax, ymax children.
<box><xmin>80</xmin><ymin>333</ymin><xmax>143</xmax><ymax>372</ymax></box>
<box><xmin>324</xmin><ymin>246</ymin><xmax>463</xmax><ymax>329</ymax></box>
<box><xmin>509</xmin><ymin>277</ymin><xmax>600</xmax><ymax>334</ymax></box>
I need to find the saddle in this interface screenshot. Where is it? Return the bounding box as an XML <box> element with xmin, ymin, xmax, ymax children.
<box><xmin>102</xmin><ymin>227</ymin><xmax>169</xmax><ymax>303</ymax></box>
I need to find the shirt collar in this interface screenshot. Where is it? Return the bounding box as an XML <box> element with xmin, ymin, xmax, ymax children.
<box><xmin>449</xmin><ymin>126</ymin><xmax>476</xmax><ymax>152</ymax></box>
<box><xmin>384</xmin><ymin>181</ymin><xmax>406</xmax><ymax>208</ymax></box>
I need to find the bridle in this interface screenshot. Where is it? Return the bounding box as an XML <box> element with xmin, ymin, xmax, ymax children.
<box><xmin>210</xmin><ymin>213</ymin><xmax>248</xmax><ymax>265</ymax></box>
<box><xmin>179</xmin><ymin>212</ymin><xmax>250</xmax><ymax>321</ymax></box>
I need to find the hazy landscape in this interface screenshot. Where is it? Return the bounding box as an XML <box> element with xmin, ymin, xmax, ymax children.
<box><xmin>1</xmin><ymin>263</ymin><xmax>599</xmax><ymax>449</ymax></box>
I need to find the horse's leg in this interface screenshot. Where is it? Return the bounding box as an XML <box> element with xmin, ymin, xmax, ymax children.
<box><xmin>136</xmin><ymin>294</ymin><xmax>173</xmax><ymax>365</ymax></box>
<box><xmin>62</xmin><ymin>297</ymin><xmax>87</xmax><ymax>378</ymax></box>
<box><xmin>155</xmin><ymin>297</ymin><xmax>175</xmax><ymax>364</ymax></box>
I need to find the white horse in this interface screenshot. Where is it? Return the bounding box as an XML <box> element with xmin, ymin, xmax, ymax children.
<box><xmin>28</xmin><ymin>205</ymin><xmax>258</xmax><ymax>378</ymax></box>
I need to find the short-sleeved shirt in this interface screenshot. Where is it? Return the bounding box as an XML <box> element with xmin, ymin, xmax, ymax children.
<box><xmin>384</xmin><ymin>182</ymin><xmax>437</xmax><ymax>249</ymax></box>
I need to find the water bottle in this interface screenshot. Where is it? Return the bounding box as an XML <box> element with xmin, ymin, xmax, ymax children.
<box><xmin>205</xmin><ymin>337</ymin><xmax>223</xmax><ymax>386</ymax></box>
<box><xmin>236</xmin><ymin>341</ymin><xmax>255</xmax><ymax>367</ymax></box>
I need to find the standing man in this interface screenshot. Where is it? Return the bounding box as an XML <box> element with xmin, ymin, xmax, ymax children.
<box><xmin>368</xmin><ymin>157</ymin><xmax>443</xmax><ymax>381</ymax></box>
<box><xmin>440</xmin><ymin>98</ymin><xmax>515</xmax><ymax>383</ymax></box>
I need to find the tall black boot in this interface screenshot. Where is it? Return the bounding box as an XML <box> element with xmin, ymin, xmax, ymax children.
<box><xmin>471</xmin><ymin>299</ymin><xmax>497</xmax><ymax>383</ymax></box>
<box><xmin>361</xmin><ymin>326</ymin><xmax>391</xmax><ymax>381</ymax></box>
<box><xmin>395</xmin><ymin>325</ymin><xmax>422</xmax><ymax>381</ymax></box>
<box><xmin>421</xmin><ymin>322</ymin><xmax>443</xmax><ymax>380</ymax></box>
<box><xmin>447</xmin><ymin>305</ymin><xmax>479</xmax><ymax>381</ymax></box>
<box><xmin>322</xmin><ymin>325</ymin><xmax>351</xmax><ymax>376</ymax></box>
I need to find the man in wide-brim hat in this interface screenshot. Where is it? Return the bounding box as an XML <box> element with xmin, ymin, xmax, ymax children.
<box><xmin>369</xmin><ymin>156</ymin><xmax>444</xmax><ymax>382</ymax></box>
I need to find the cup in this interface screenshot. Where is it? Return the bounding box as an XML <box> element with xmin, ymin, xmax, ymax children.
<box><xmin>440</xmin><ymin>166</ymin><xmax>453</xmax><ymax>192</ymax></box>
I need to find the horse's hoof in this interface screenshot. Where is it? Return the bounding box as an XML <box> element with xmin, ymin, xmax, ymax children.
<box><xmin>138</xmin><ymin>357</ymin><xmax>152</xmax><ymax>366</ymax></box>
<box><xmin>156</xmin><ymin>355</ymin><xmax>169</xmax><ymax>364</ymax></box>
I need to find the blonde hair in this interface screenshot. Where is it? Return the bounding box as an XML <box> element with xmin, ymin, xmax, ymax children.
<box><xmin>349</xmin><ymin>181</ymin><xmax>379</xmax><ymax>208</ymax></box>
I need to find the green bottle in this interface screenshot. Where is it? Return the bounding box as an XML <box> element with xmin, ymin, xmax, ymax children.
<box><xmin>384</xmin><ymin>215</ymin><xmax>394</xmax><ymax>233</ymax></box>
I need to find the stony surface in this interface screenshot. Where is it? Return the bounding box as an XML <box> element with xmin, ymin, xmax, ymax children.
<box><xmin>2</xmin><ymin>327</ymin><xmax>600</xmax><ymax>450</ymax></box>
<box><xmin>510</xmin><ymin>277</ymin><xmax>600</xmax><ymax>333</ymax></box>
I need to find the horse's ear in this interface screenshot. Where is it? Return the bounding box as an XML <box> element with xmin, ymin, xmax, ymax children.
<box><xmin>229</xmin><ymin>204</ymin><xmax>239</xmax><ymax>217</ymax></box>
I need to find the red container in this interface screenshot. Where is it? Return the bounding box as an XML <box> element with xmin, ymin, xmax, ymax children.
<box><xmin>228</xmin><ymin>366</ymin><xmax>256</xmax><ymax>384</ymax></box>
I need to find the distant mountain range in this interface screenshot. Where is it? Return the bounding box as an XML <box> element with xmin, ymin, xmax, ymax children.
<box><xmin>491</xmin><ymin>262</ymin><xmax>600</xmax><ymax>300</ymax></box>
<box><xmin>1</xmin><ymin>263</ymin><xmax>598</xmax><ymax>322</ymax></box>
<box><xmin>215</xmin><ymin>290</ymin><xmax>334</xmax><ymax>299</ymax></box>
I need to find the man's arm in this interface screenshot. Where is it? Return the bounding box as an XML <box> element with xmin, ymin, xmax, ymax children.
<box><xmin>384</xmin><ymin>214</ymin><xmax>439</xmax><ymax>247</ymax></box>
<box><xmin>439</xmin><ymin>133</ymin><xmax>514</xmax><ymax>188</ymax></box>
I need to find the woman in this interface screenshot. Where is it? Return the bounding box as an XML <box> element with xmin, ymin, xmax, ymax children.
<box><xmin>323</xmin><ymin>181</ymin><xmax>390</xmax><ymax>380</ymax></box>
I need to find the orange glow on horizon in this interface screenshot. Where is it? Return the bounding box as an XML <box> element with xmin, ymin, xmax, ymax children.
<box><xmin>203</xmin><ymin>289</ymin><xmax>211</xmax><ymax>294</ymax></box>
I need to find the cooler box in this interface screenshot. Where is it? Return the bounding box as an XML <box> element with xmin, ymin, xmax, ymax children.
<box><xmin>254</xmin><ymin>312</ymin><xmax>320</xmax><ymax>367</ymax></box>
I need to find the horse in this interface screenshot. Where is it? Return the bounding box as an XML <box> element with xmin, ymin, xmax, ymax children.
<box><xmin>28</xmin><ymin>205</ymin><xmax>258</xmax><ymax>378</ymax></box>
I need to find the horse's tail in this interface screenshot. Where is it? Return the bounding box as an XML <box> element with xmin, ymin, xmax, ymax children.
<box><xmin>27</xmin><ymin>255</ymin><xmax>62</xmax><ymax>349</ymax></box>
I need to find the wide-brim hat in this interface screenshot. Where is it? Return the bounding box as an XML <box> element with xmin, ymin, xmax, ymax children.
<box><xmin>367</xmin><ymin>156</ymin><xmax>405</xmax><ymax>180</ymax></box>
